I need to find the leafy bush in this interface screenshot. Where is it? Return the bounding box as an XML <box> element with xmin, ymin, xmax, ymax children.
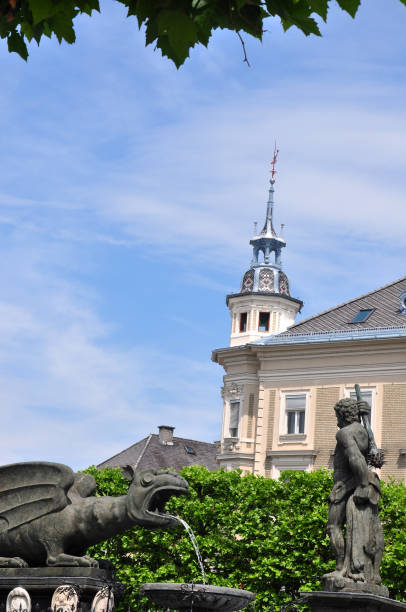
<box><xmin>85</xmin><ymin>466</ymin><xmax>406</xmax><ymax>610</ymax></box>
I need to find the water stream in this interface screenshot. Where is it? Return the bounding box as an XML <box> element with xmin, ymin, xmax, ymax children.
<box><xmin>166</xmin><ymin>515</ymin><xmax>206</xmax><ymax>584</ymax></box>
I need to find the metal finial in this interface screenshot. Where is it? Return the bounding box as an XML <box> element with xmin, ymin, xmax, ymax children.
<box><xmin>253</xmin><ymin>221</ymin><xmax>257</xmax><ymax>235</ymax></box>
<box><xmin>280</xmin><ymin>223</ymin><xmax>284</xmax><ymax>237</ymax></box>
<box><xmin>270</xmin><ymin>142</ymin><xmax>279</xmax><ymax>181</ymax></box>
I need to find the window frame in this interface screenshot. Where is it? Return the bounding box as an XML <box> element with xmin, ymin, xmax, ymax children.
<box><xmin>239</xmin><ymin>312</ymin><xmax>248</xmax><ymax>333</ymax></box>
<box><xmin>228</xmin><ymin>400</ymin><xmax>241</xmax><ymax>439</ymax></box>
<box><xmin>344</xmin><ymin>386</ymin><xmax>376</xmax><ymax>429</ymax></box>
<box><xmin>279</xmin><ymin>390</ymin><xmax>310</xmax><ymax>442</ymax></box>
<box><xmin>349</xmin><ymin>308</ymin><xmax>375</xmax><ymax>324</ymax></box>
<box><xmin>258</xmin><ymin>311</ymin><xmax>270</xmax><ymax>332</ymax></box>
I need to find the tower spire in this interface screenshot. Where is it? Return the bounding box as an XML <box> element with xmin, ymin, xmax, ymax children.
<box><xmin>260</xmin><ymin>143</ymin><xmax>279</xmax><ymax>237</ymax></box>
<box><xmin>225</xmin><ymin>153</ymin><xmax>303</xmax><ymax>346</ymax></box>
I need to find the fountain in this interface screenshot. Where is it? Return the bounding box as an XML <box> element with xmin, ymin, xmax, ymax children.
<box><xmin>140</xmin><ymin>583</ymin><xmax>255</xmax><ymax>612</ymax></box>
<box><xmin>0</xmin><ymin>462</ymin><xmax>254</xmax><ymax>612</ymax></box>
<box><xmin>140</xmin><ymin>516</ymin><xmax>255</xmax><ymax>612</ymax></box>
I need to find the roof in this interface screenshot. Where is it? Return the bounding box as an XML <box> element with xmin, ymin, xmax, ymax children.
<box><xmin>226</xmin><ymin>291</ymin><xmax>303</xmax><ymax>308</ymax></box>
<box><xmin>98</xmin><ymin>434</ymin><xmax>219</xmax><ymax>472</ymax></box>
<box><xmin>281</xmin><ymin>276</ymin><xmax>406</xmax><ymax>335</ymax></box>
<box><xmin>256</xmin><ymin>325</ymin><xmax>406</xmax><ymax>346</ymax></box>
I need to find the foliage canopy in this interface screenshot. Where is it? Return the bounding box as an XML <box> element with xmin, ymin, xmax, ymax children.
<box><xmin>1</xmin><ymin>1</ymin><xmax>406</xmax><ymax>67</ymax></box>
<box><xmin>85</xmin><ymin>465</ymin><xmax>406</xmax><ymax>611</ymax></box>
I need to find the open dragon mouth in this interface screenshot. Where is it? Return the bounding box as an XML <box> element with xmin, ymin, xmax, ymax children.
<box><xmin>145</xmin><ymin>486</ymin><xmax>188</xmax><ymax>517</ymax></box>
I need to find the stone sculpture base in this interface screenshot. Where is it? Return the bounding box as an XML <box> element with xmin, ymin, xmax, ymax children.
<box><xmin>0</xmin><ymin>568</ymin><xmax>124</xmax><ymax>612</ymax></box>
<box><xmin>300</xmin><ymin>591</ymin><xmax>406</xmax><ymax>612</ymax></box>
<box><xmin>322</xmin><ymin>574</ymin><xmax>389</xmax><ymax>598</ymax></box>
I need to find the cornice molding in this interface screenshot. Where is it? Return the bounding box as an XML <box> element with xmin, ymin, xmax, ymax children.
<box><xmin>266</xmin><ymin>450</ymin><xmax>318</xmax><ymax>457</ymax></box>
<box><xmin>258</xmin><ymin>362</ymin><xmax>406</xmax><ymax>383</ymax></box>
<box><xmin>217</xmin><ymin>452</ymin><xmax>254</xmax><ymax>461</ymax></box>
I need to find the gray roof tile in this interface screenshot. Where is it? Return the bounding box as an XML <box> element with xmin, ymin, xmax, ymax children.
<box><xmin>283</xmin><ymin>276</ymin><xmax>406</xmax><ymax>335</ymax></box>
<box><xmin>98</xmin><ymin>434</ymin><xmax>219</xmax><ymax>472</ymax></box>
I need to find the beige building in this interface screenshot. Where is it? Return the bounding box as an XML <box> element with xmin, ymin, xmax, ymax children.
<box><xmin>212</xmin><ymin>177</ymin><xmax>406</xmax><ymax>481</ymax></box>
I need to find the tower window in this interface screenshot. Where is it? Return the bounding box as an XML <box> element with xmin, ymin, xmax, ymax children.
<box><xmin>258</xmin><ymin>312</ymin><xmax>270</xmax><ymax>332</ymax></box>
<box><xmin>239</xmin><ymin>312</ymin><xmax>247</xmax><ymax>332</ymax></box>
<box><xmin>349</xmin><ymin>309</ymin><xmax>374</xmax><ymax>323</ymax></box>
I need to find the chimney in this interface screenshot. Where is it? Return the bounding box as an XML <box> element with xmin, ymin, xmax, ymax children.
<box><xmin>158</xmin><ymin>425</ymin><xmax>175</xmax><ymax>445</ymax></box>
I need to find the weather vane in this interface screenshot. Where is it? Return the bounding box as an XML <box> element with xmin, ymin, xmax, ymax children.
<box><xmin>270</xmin><ymin>142</ymin><xmax>279</xmax><ymax>181</ymax></box>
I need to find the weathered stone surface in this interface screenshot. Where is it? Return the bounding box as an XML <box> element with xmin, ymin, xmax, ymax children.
<box><xmin>301</xmin><ymin>591</ymin><xmax>406</xmax><ymax>612</ymax></box>
<box><xmin>90</xmin><ymin>587</ymin><xmax>114</xmax><ymax>612</ymax></box>
<box><xmin>51</xmin><ymin>585</ymin><xmax>79</xmax><ymax>612</ymax></box>
<box><xmin>140</xmin><ymin>583</ymin><xmax>255</xmax><ymax>612</ymax></box>
<box><xmin>6</xmin><ymin>587</ymin><xmax>31</xmax><ymax>612</ymax></box>
<box><xmin>323</xmin><ymin>391</ymin><xmax>387</xmax><ymax>596</ymax></box>
<box><xmin>0</xmin><ymin>568</ymin><xmax>123</xmax><ymax>612</ymax></box>
<box><xmin>0</xmin><ymin>462</ymin><xmax>188</xmax><ymax>568</ymax></box>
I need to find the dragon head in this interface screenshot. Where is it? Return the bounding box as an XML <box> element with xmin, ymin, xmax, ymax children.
<box><xmin>123</xmin><ymin>466</ymin><xmax>189</xmax><ymax>529</ymax></box>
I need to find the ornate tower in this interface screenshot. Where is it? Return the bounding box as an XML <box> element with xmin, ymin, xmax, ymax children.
<box><xmin>227</xmin><ymin>173</ymin><xmax>302</xmax><ymax>347</ymax></box>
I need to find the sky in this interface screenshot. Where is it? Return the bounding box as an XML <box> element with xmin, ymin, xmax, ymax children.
<box><xmin>0</xmin><ymin>0</ymin><xmax>405</xmax><ymax>469</ymax></box>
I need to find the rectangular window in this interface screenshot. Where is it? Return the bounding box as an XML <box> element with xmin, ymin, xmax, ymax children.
<box><xmin>349</xmin><ymin>390</ymin><xmax>373</xmax><ymax>406</ymax></box>
<box><xmin>239</xmin><ymin>312</ymin><xmax>247</xmax><ymax>332</ymax></box>
<box><xmin>349</xmin><ymin>309</ymin><xmax>374</xmax><ymax>323</ymax></box>
<box><xmin>229</xmin><ymin>401</ymin><xmax>240</xmax><ymax>438</ymax></box>
<box><xmin>285</xmin><ymin>394</ymin><xmax>306</xmax><ymax>435</ymax></box>
<box><xmin>258</xmin><ymin>312</ymin><xmax>270</xmax><ymax>332</ymax></box>
<box><xmin>345</xmin><ymin>386</ymin><xmax>376</xmax><ymax>427</ymax></box>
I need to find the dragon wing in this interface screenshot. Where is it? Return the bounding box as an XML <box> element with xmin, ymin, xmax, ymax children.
<box><xmin>0</xmin><ymin>462</ymin><xmax>74</xmax><ymax>534</ymax></box>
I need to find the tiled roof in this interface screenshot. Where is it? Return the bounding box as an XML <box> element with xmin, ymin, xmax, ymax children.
<box><xmin>282</xmin><ymin>276</ymin><xmax>406</xmax><ymax>335</ymax></box>
<box><xmin>98</xmin><ymin>434</ymin><xmax>219</xmax><ymax>472</ymax></box>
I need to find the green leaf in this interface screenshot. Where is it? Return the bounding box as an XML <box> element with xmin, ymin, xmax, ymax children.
<box><xmin>335</xmin><ymin>0</ymin><xmax>361</xmax><ymax>17</ymax></box>
<box><xmin>133</xmin><ymin>0</ymin><xmax>151</xmax><ymax>28</ymax></box>
<box><xmin>282</xmin><ymin>14</ymin><xmax>321</xmax><ymax>36</ymax></box>
<box><xmin>7</xmin><ymin>30</ymin><xmax>28</xmax><ymax>60</ymax></box>
<box><xmin>157</xmin><ymin>9</ymin><xmax>198</xmax><ymax>64</ymax></box>
<box><xmin>28</xmin><ymin>0</ymin><xmax>55</xmax><ymax>25</ymax></box>
<box><xmin>309</xmin><ymin>0</ymin><xmax>329</xmax><ymax>21</ymax></box>
<box><xmin>50</xmin><ymin>10</ymin><xmax>76</xmax><ymax>44</ymax></box>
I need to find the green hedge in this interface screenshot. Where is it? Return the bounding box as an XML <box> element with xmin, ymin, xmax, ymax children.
<box><xmin>85</xmin><ymin>466</ymin><xmax>406</xmax><ymax>611</ymax></box>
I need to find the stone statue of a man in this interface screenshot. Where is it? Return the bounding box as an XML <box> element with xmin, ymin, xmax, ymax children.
<box><xmin>323</xmin><ymin>395</ymin><xmax>387</xmax><ymax>596</ymax></box>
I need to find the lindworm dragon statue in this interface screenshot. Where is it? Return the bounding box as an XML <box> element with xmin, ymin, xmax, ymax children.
<box><xmin>0</xmin><ymin>462</ymin><xmax>188</xmax><ymax>568</ymax></box>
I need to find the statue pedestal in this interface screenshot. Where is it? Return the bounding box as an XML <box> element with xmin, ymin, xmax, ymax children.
<box><xmin>300</xmin><ymin>591</ymin><xmax>406</xmax><ymax>612</ymax></box>
<box><xmin>0</xmin><ymin>568</ymin><xmax>124</xmax><ymax>612</ymax></box>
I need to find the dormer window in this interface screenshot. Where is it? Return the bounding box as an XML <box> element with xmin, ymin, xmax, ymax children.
<box><xmin>349</xmin><ymin>309</ymin><xmax>374</xmax><ymax>324</ymax></box>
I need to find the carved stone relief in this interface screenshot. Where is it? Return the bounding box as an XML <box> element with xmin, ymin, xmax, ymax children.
<box><xmin>51</xmin><ymin>585</ymin><xmax>79</xmax><ymax>612</ymax></box>
<box><xmin>91</xmin><ymin>587</ymin><xmax>115</xmax><ymax>612</ymax></box>
<box><xmin>6</xmin><ymin>588</ymin><xmax>31</xmax><ymax>612</ymax></box>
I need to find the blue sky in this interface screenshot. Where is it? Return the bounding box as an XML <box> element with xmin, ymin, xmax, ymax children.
<box><xmin>0</xmin><ymin>0</ymin><xmax>405</xmax><ymax>469</ymax></box>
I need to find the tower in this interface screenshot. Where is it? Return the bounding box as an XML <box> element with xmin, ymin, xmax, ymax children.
<box><xmin>227</xmin><ymin>170</ymin><xmax>302</xmax><ymax>347</ymax></box>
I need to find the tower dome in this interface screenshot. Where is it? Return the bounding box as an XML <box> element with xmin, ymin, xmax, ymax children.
<box><xmin>227</xmin><ymin>168</ymin><xmax>302</xmax><ymax>347</ymax></box>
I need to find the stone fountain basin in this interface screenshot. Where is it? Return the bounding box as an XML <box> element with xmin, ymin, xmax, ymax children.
<box><xmin>140</xmin><ymin>583</ymin><xmax>255</xmax><ymax>612</ymax></box>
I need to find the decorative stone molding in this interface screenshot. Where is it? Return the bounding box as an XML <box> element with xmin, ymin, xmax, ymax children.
<box><xmin>221</xmin><ymin>437</ymin><xmax>240</xmax><ymax>452</ymax></box>
<box><xmin>51</xmin><ymin>585</ymin><xmax>79</xmax><ymax>612</ymax></box>
<box><xmin>91</xmin><ymin>587</ymin><xmax>115</xmax><ymax>612</ymax></box>
<box><xmin>7</xmin><ymin>588</ymin><xmax>31</xmax><ymax>612</ymax></box>
<box><xmin>221</xmin><ymin>383</ymin><xmax>243</xmax><ymax>401</ymax></box>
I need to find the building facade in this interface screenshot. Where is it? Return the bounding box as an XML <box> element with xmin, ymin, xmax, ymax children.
<box><xmin>213</xmin><ymin>176</ymin><xmax>406</xmax><ymax>482</ymax></box>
